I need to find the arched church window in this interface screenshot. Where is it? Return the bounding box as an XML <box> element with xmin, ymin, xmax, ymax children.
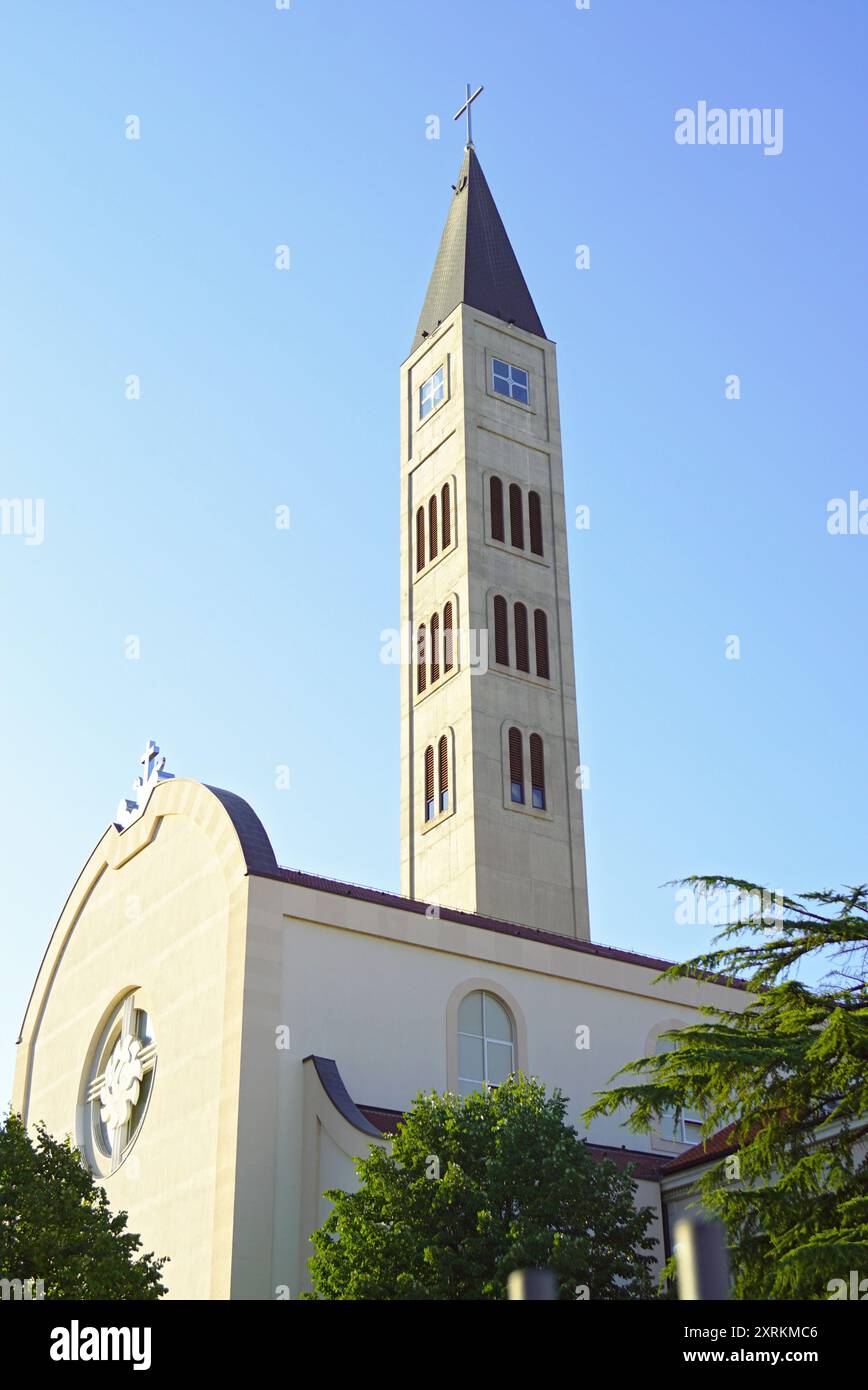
<box><xmin>493</xmin><ymin>595</ymin><xmax>509</xmax><ymax>666</ymax></box>
<box><xmin>508</xmin><ymin>726</ymin><xmax>524</xmax><ymax>804</ymax></box>
<box><xmin>417</xmin><ymin>625</ymin><xmax>427</xmax><ymax>695</ymax></box>
<box><xmin>438</xmin><ymin>734</ymin><xmax>449</xmax><ymax>813</ymax></box>
<box><xmin>529</xmin><ymin>733</ymin><xmax>546</xmax><ymax>810</ymax></box>
<box><xmin>534</xmin><ymin>608</ymin><xmax>550</xmax><ymax>680</ymax></box>
<box><xmin>424</xmin><ymin>745</ymin><xmax>435</xmax><ymax>822</ymax></box>
<box><xmin>441</xmin><ymin>483</ymin><xmax>451</xmax><ymax>549</ymax></box>
<box><xmin>457</xmin><ymin>990</ymin><xmax>515</xmax><ymax>1096</ymax></box>
<box><xmin>416</xmin><ymin>506</ymin><xmax>425</xmax><ymax>573</ymax></box>
<box><xmin>428</xmin><ymin>494</ymin><xmax>439</xmax><ymax>561</ymax></box>
<box><xmin>83</xmin><ymin>991</ymin><xmax>156</xmax><ymax>1177</ymax></box>
<box><xmin>654</xmin><ymin>1036</ymin><xmax>703</xmax><ymax>1144</ymax></box>
<box><xmin>443</xmin><ymin>601</ymin><xmax>454</xmax><ymax>673</ymax></box>
<box><xmin>490</xmin><ymin>476</ymin><xmax>505</xmax><ymax>542</ymax></box>
<box><xmin>528</xmin><ymin>490</ymin><xmax>544</xmax><ymax>556</ymax></box>
<box><xmin>514</xmin><ymin>602</ymin><xmax>530</xmax><ymax>673</ymax></box>
<box><xmin>430</xmin><ymin>611</ymin><xmax>440</xmax><ymax>684</ymax></box>
<box><xmin>509</xmin><ymin>484</ymin><xmax>524</xmax><ymax>549</ymax></box>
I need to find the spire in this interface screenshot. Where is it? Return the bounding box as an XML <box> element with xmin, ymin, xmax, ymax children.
<box><xmin>411</xmin><ymin>146</ymin><xmax>546</xmax><ymax>353</ymax></box>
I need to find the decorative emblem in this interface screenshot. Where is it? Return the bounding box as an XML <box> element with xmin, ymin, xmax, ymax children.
<box><xmin>114</xmin><ymin>739</ymin><xmax>174</xmax><ymax>831</ymax></box>
<box><xmin>98</xmin><ymin>1033</ymin><xmax>144</xmax><ymax>1135</ymax></box>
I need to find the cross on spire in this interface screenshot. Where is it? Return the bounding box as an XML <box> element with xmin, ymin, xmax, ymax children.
<box><xmin>454</xmin><ymin>83</ymin><xmax>484</xmax><ymax>148</ymax></box>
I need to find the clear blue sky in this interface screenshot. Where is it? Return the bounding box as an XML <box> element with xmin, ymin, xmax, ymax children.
<box><xmin>1</xmin><ymin>0</ymin><xmax>865</xmax><ymax>1105</ymax></box>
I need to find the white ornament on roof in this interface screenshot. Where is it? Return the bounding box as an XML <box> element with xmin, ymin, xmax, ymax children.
<box><xmin>114</xmin><ymin>740</ymin><xmax>174</xmax><ymax>831</ymax></box>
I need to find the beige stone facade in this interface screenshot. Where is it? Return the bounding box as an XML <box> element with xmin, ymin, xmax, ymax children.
<box><xmin>400</xmin><ymin>305</ymin><xmax>591</xmax><ymax>940</ymax></box>
<box><xmin>14</xmin><ymin>778</ymin><xmax>748</xmax><ymax>1298</ymax></box>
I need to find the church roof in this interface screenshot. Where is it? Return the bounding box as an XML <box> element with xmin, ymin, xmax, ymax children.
<box><xmin>411</xmin><ymin>145</ymin><xmax>546</xmax><ymax>353</ymax></box>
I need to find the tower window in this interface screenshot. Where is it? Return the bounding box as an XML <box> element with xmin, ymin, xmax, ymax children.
<box><xmin>420</xmin><ymin>365</ymin><xmax>445</xmax><ymax>420</ymax></box>
<box><xmin>514</xmin><ymin>602</ymin><xmax>530</xmax><ymax>673</ymax></box>
<box><xmin>528</xmin><ymin>491</ymin><xmax>544</xmax><ymax>556</ymax></box>
<box><xmin>508</xmin><ymin>726</ymin><xmax>524</xmax><ymax>804</ymax></box>
<box><xmin>530</xmin><ymin>733</ymin><xmax>546</xmax><ymax>810</ymax></box>
<box><xmin>534</xmin><ymin>608</ymin><xmax>550</xmax><ymax>680</ymax></box>
<box><xmin>441</xmin><ymin>483</ymin><xmax>451</xmax><ymax>549</ymax></box>
<box><xmin>416</xmin><ymin>506</ymin><xmax>425</xmax><ymax>573</ymax></box>
<box><xmin>490</xmin><ymin>476</ymin><xmax>505</xmax><ymax>543</ymax></box>
<box><xmin>509</xmin><ymin>484</ymin><xmax>524</xmax><ymax>550</ymax></box>
<box><xmin>417</xmin><ymin>625</ymin><xmax>427</xmax><ymax>695</ymax></box>
<box><xmin>424</xmin><ymin>744</ymin><xmax>435</xmax><ymax>821</ymax></box>
<box><xmin>438</xmin><ymin>734</ymin><xmax>449</xmax><ymax>813</ymax></box>
<box><xmin>443</xmin><ymin>601</ymin><xmax>454</xmax><ymax>672</ymax></box>
<box><xmin>428</xmin><ymin>494</ymin><xmax>438</xmax><ymax>561</ymax></box>
<box><xmin>491</xmin><ymin>358</ymin><xmax>529</xmax><ymax>405</ymax></box>
<box><xmin>493</xmin><ymin>595</ymin><xmax>509</xmax><ymax>667</ymax></box>
<box><xmin>430</xmin><ymin>611</ymin><xmax>440</xmax><ymax>683</ymax></box>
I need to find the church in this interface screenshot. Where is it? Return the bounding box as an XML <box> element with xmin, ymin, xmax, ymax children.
<box><xmin>12</xmin><ymin>113</ymin><xmax>748</xmax><ymax>1299</ymax></box>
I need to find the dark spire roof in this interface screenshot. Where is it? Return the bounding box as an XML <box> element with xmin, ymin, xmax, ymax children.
<box><xmin>411</xmin><ymin>146</ymin><xmax>545</xmax><ymax>353</ymax></box>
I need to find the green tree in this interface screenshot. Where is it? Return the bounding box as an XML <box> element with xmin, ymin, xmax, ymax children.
<box><xmin>307</xmin><ymin>1074</ymin><xmax>658</xmax><ymax>1300</ymax></box>
<box><xmin>0</xmin><ymin>1112</ymin><xmax>167</xmax><ymax>1299</ymax></box>
<box><xmin>584</xmin><ymin>878</ymin><xmax>868</xmax><ymax>1300</ymax></box>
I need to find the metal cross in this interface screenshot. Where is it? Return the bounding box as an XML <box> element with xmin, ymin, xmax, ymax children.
<box><xmin>454</xmin><ymin>83</ymin><xmax>484</xmax><ymax>148</ymax></box>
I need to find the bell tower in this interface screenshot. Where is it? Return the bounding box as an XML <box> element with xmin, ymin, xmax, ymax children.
<box><xmin>399</xmin><ymin>112</ymin><xmax>591</xmax><ymax>941</ymax></box>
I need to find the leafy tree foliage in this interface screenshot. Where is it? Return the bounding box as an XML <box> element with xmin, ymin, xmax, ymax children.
<box><xmin>584</xmin><ymin>878</ymin><xmax>868</xmax><ymax>1299</ymax></box>
<box><xmin>307</xmin><ymin>1074</ymin><xmax>658</xmax><ymax>1300</ymax></box>
<box><xmin>0</xmin><ymin>1112</ymin><xmax>167</xmax><ymax>1299</ymax></box>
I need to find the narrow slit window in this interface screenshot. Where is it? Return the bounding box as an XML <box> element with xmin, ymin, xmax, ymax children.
<box><xmin>424</xmin><ymin>745</ymin><xmax>435</xmax><ymax>821</ymax></box>
<box><xmin>441</xmin><ymin>483</ymin><xmax>451</xmax><ymax>549</ymax></box>
<box><xmin>528</xmin><ymin>491</ymin><xmax>544</xmax><ymax>556</ymax></box>
<box><xmin>514</xmin><ymin>602</ymin><xmax>530</xmax><ymax>673</ymax></box>
<box><xmin>534</xmin><ymin>609</ymin><xmax>550</xmax><ymax>680</ymax></box>
<box><xmin>430</xmin><ymin>611</ymin><xmax>440</xmax><ymax>683</ymax></box>
<box><xmin>493</xmin><ymin>595</ymin><xmax>509</xmax><ymax>667</ymax></box>
<box><xmin>509</xmin><ymin>484</ymin><xmax>524</xmax><ymax>550</ymax></box>
<box><xmin>438</xmin><ymin>734</ymin><xmax>449</xmax><ymax>813</ymax></box>
<box><xmin>443</xmin><ymin>601</ymin><xmax>454</xmax><ymax>672</ymax></box>
<box><xmin>508</xmin><ymin>727</ymin><xmax>524</xmax><ymax>805</ymax></box>
<box><xmin>490</xmin><ymin>476</ymin><xmax>505</xmax><ymax>543</ymax></box>
<box><xmin>428</xmin><ymin>494</ymin><xmax>438</xmax><ymax>561</ymax></box>
<box><xmin>530</xmin><ymin>733</ymin><xmax>545</xmax><ymax>810</ymax></box>
<box><xmin>416</xmin><ymin>506</ymin><xmax>425</xmax><ymax>573</ymax></box>
<box><xmin>417</xmin><ymin>625</ymin><xmax>427</xmax><ymax>695</ymax></box>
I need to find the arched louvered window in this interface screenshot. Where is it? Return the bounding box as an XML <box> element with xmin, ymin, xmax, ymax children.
<box><xmin>534</xmin><ymin>609</ymin><xmax>550</xmax><ymax>680</ymax></box>
<box><xmin>417</xmin><ymin>625</ymin><xmax>427</xmax><ymax>695</ymax></box>
<box><xmin>428</xmin><ymin>494</ymin><xmax>438</xmax><ymax>561</ymax></box>
<box><xmin>416</xmin><ymin>506</ymin><xmax>425</xmax><ymax>573</ymax></box>
<box><xmin>508</xmin><ymin>727</ymin><xmax>524</xmax><ymax>804</ymax></box>
<box><xmin>514</xmin><ymin>602</ymin><xmax>530</xmax><ymax>673</ymax></box>
<box><xmin>438</xmin><ymin>734</ymin><xmax>449</xmax><ymax>812</ymax></box>
<box><xmin>424</xmin><ymin>745</ymin><xmax>435</xmax><ymax>821</ymax></box>
<box><xmin>443</xmin><ymin>601</ymin><xmax>454</xmax><ymax>673</ymax></box>
<box><xmin>509</xmin><ymin>484</ymin><xmax>524</xmax><ymax>549</ymax></box>
<box><xmin>493</xmin><ymin>595</ymin><xmax>509</xmax><ymax>666</ymax></box>
<box><xmin>490</xmin><ymin>476</ymin><xmax>505</xmax><ymax>542</ymax></box>
<box><xmin>528</xmin><ymin>491</ymin><xmax>543</xmax><ymax>556</ymax></box>
<box><xmin>430</xmin><ymin>611</ymin><xmax>440</xmax><ymax>683</ymax></box>
<box><xmin>441</xmin><ymin>483</ymin><xmax>451</xmax><ymax>549</ymax></box>
<box><xmin>530</xmin><ymin>733</ymin><xmax>546</xmax><ymax>810</ymax></box>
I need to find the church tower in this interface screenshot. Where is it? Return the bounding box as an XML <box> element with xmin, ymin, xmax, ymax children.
<box><xmin>399</xmin><ymin>122</ymin><xmax>591</xmax><ymax>942</ymax></box>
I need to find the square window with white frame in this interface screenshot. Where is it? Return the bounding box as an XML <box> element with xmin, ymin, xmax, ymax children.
<box><xmin>491</xmin><ymin>357</ymin><xmax>529</xmax><ymax>405</ymax></box>
<box><xmin>419</xmin><ymin>365</ymin><xmax>446</xmax><ymax>420</ymax></box>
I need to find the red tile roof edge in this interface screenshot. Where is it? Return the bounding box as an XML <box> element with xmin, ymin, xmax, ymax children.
<box><xmin>356</xmin><ymin>1100</ymin><xmax>666</xmax><ymax>1179</ymax></box>
<box><xmin>259</xmin><ymin>864</ymin><xmax>745</xmax><ymax>989</ymax></box>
